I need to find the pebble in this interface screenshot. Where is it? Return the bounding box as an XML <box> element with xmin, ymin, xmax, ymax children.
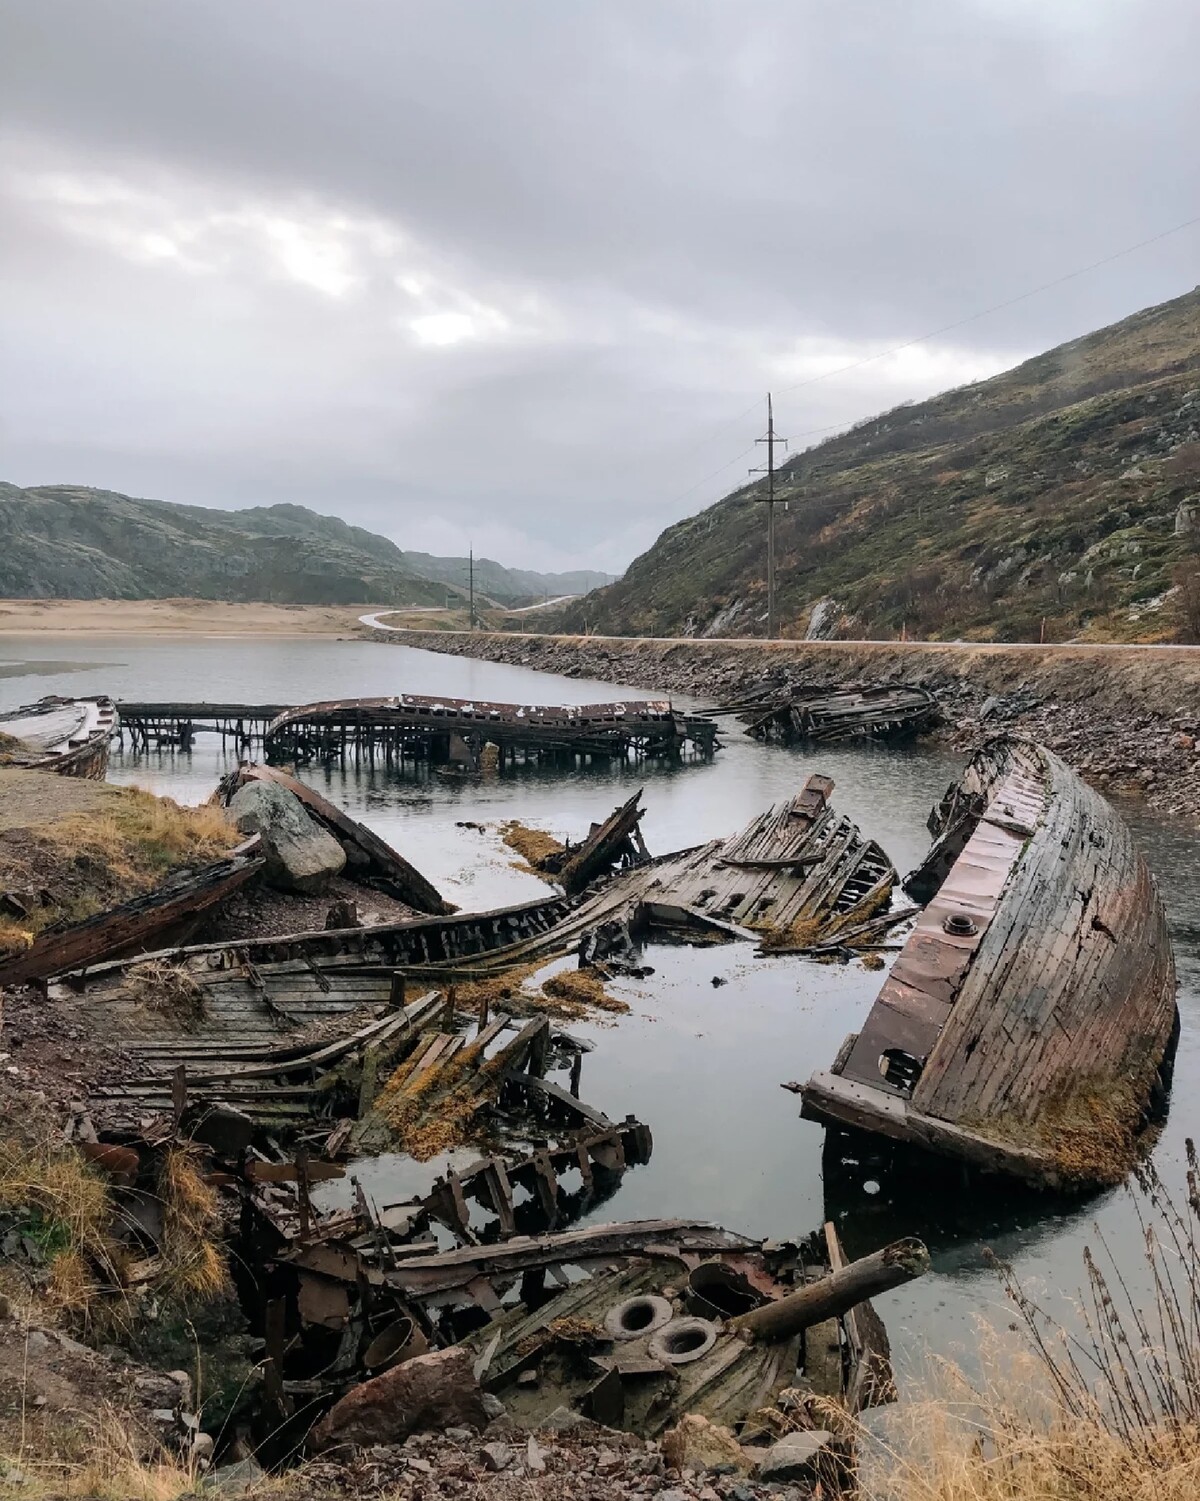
<box><xmin>526</xmin><ymin>1437</ymin><xmax>548</xmax><ymax>1474</ymax></box>
<box><xmin>478</xmin><ymin>1442</ymin><xmax>513</xmax><ymax>1472</ymax></box>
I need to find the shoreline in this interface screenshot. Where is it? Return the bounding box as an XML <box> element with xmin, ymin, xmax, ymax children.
<box><xmin>0</xmin><ymin>598</ymin><xmax>381</xmax><ymax>637</ymax></box>
<box><xmin>371</xmin><ymin>627</ymin><xmax>1200</xmax><ymax>822</ymax></box>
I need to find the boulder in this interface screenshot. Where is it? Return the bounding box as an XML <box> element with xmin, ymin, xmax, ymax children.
<box><xmin>227</xmin><ymin>781</ymin><xmax>345</xmax><ymax>894</ymax></box>
<box><xmin>661</xmin><ymin>1414</ymin><xmax>752</xmax><ymax>1475</ymax></box>
<box><xmin>310</xmin><ymin>1346</ymin><xmax>489</xmax><ymax>1450</ymax></box>
<box><xmin>755</xmin><ymin>1429</ymin><xmax>838</xmax><ymax>1485</ymax></box>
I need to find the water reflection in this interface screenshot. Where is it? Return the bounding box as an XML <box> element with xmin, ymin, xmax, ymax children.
<box><xmin>1</xmin><ymin>635</ymin><xmax>1195</xmax><ymax>1370</ymax></box>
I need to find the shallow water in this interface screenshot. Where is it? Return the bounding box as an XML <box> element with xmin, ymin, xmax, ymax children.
<box><xmin>2</xmin><ymin>632</ymin><xmax>1196</xmax><ymax>1381</ymax></box>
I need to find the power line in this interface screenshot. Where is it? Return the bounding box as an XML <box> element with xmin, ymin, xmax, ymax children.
<box><xmin>774</xmin><ymin>209</ymin><xmax>1200</xmax><ymax>402</ymax></box>
<box><xmin>662</xmin><ymin>208</ymin><xmax>1200</xmax><ymax>510</ymax></box>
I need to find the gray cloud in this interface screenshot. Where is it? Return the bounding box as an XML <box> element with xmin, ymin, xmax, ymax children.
<box><xmin>2</xmin><ymin>0</ymin><xmax>1198</xmax><ymax>570</ymax></box>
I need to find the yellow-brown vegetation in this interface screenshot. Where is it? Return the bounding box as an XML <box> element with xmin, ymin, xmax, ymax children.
<box><xmin>155</xmin><ymin>1148</ymin><xmax>229</xmax><ymax>1305</ymax></box>
<box><xmin>539</xmin><ymin>967</ymin><xmax>629</xmax><ymax>1016</ymax></box>
<box><xmin>498</xmin><ymin>819</ymin><xmax>565</xmax><ymax>875</ymax></box>
<box><xmin>0</xmin><ymin>1137</ymin><xmax>112</xmax><ymax>1314</ymax></box>
<box><xmin>45</xmin><ymin>789</ymin><xmax>235</xmax><ymax>884</ymax></box>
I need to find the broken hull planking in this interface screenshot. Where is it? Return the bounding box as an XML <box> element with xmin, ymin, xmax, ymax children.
<box><xmin>801</xmin><ymin>738</ymin><xmax>1178</xmax><ymax>1188</ymax></box>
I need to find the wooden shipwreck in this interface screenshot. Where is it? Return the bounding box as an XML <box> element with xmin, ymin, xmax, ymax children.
<box><xmin>0</xmin><ymin>846</ymin><xmax>264</xmax><ymax>988</ymax></box>
<box><xmin>0</xmin><ymin>694</ymin><xmax>118</xmax><ymax>778</ymax></box>
<box><xmin>800</xmin><ymin>737</ymin><xmax>1178</xmax><ymax>1189</ymax></box>
<box><xmin>720</xmin><ymin>685</ymin><xmax>939</xmax><ymax>745</ymax></box>
<box><xmin>44</xmin><ymin>775</ymin><xmax>896</xmax><ymax>1016</ymax></box>
<box><xmin>250</xmin><ymin>1201</ymin><xmax>925</xmax><ymax>1450</ymax></box>
<box><xmin>263</xmin><ymin>693</ymin><xmax>719</xmax><ymax>770</ymax></box>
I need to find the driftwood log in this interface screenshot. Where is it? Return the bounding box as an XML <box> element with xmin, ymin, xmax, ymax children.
<box><xmin>732</xmin><ymin>1237</ymin><xmax>930</xmax><ymax>1344</ymax></box>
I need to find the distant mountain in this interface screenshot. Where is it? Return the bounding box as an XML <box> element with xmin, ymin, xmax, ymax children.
<box><xmin>0</xmin><ymin>486</ymin><xmax>612</xmax><ymax>608</ymax></box>
<box><xmin>558</xmin><ymin>286</ymin><xmax>1200</xmax><ymax>643</ymax></box>
<box><xmin>397</xmin><ymin>551</ymin><xmax>610</xmax><ymax>606</ymax></box>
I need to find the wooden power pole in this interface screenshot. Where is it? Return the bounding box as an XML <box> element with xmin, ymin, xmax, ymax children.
<box><xmin>468</xmin><ymin>547</ymin><xmax>475</xmax><ymax>631</ymax></box>
<box><xmin>751</xmin><ymin>393</ymin><xmax>787</xmax><ymax>639</ymax></box>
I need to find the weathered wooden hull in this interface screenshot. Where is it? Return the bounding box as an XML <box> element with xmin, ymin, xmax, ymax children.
<box><xmin>45</xmin><ymin>777</ymin><xmax>896</xmax><ymax>1002</ymax></box>
<box><xmin>0</xmin><ymin>695</ymin><xmax>118</xmax><ymax>779</ymax></box>
<box><xmin>801</xmin><ymin>738</ymin><xmax>1178</xmax><ymax>1188</ymax></box>
<box><xmin>727</xmin><ymin>685</ymin><xmax>940</xmax><ymax>745</ymax></box>
<box><xmin>0</xmin><ymin>850</ymin><xmax>264</xmax><ymax>988</ymax></box>
<box><xmin>264</xmin><ymin>692</ymin><xmax>719</xmax><ymax>766</ymax></box>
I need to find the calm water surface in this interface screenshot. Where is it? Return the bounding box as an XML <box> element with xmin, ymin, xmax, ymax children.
<box><xmin>2</xmin><ymin>633</ymin><xmax>1197</xmax><ymax>1381</ymax></box>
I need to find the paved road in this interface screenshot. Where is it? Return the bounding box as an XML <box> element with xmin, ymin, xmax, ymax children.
<box><xmin>360</xmin><ymin>598</ymin><xmax>579</xmax><ymax>632</ymax></box>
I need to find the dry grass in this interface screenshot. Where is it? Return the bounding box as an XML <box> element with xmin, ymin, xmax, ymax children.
<box><xmin>539</xmin><ymin>967</ymin><xmax>629</xmax><ymax>1016</ymax></box>
<box><xmin>878</xmin><ymin>1381</ymin><xmax>1200</xmax><ymax>1501</ymax></box>
<box><xmin>972</xmin><ymin>1068</ymin><xmax>1161</xmax><ymax>1188</ymax></box>
<box><xmin>45</xmin><ymin>788</ymin><xmax>235</xmax><ymax>884</ymax></box>
<box><xmin>0</xmin><ymin>1407</ymin><xmax>204</xmax><ymax>1501</ymax></box>
<box><xmin>878</xmin><ymin>1147</ymin><xmax>1200</xmax><ymax>1500</ymax></box>
<box><xmin>498</xmin><ymin>819</ymin><xmax>565</xmax><ymax>875</ymax></box>
<box><xmin>0</xmin><ymin>916</ymin><xmax>35</xmax><ymax>956</ymax></box>
<box><xmin>155</xmin><ymin>1148</ymin><xmax>229</xmax><ymax>1305</ymax></box>
<box><xmin>0</xmin><ymin>1138</ymin><xmax>112</xmax><ymax>1312</ymax></box>
<box><xmin>120</xmin><ymin>960</ymin><xmax>207</xmax><ymax>1028</ymax></box>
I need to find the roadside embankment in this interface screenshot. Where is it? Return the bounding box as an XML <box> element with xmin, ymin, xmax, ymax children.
<box><xmin>372</xmin><ymin>630</ymin><xmax>1200</xmax><ymax>820</ymax></box>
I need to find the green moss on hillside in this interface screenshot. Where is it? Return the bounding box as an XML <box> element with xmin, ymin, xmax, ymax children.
<box><xmin>562</xmin><ymin>286</ymin><xmax>1200</xmax><ymax>642</ymax></box>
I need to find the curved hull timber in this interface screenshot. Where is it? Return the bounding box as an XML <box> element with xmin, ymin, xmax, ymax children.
<box><xmin>263</xmin><ymin>693</ymin><xmax>718</xmax><ymax>767</ymax></box>
<box><xmin>47</xmin><ymin>775</ymin><xmax>895</xmax><ymax>1000</ymax></box>
<box><xmin>729</xmin><ymin>685</ymin><xmax>940</xmax><ymax>746</ymax></box>
<box><xmin>0</xmin><ymin>849</ymin><xmax>264</xmax><ymax>988</ymax></box>
<box><xmin>0</xmin><ymin>695</ymin><xmax>118</xmax><ymax>779</ymax></box>
<box><xmin>801</xmin><ymin>737</ymin><xmax>1178</xmax><ymax>1189</ymax></box>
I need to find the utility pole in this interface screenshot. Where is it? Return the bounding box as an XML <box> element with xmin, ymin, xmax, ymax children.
<box><xmin>751</xmin><ymin>393</ymin><xmax>788</xmax><ymax>639</ymax></box>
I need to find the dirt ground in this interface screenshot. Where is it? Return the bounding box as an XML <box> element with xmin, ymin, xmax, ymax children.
<box><xmin>0</xmin><ymin>598</ymin><xmax>374</xmax><ymax>637</ymax></box>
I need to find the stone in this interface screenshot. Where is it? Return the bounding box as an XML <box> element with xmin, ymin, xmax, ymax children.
<box><xmin>516</xmin><ymin>1369</ymin><xmax>539</xmax><ymax>1388</ymax></box>
<box><xmin>755</xmin><ymin>1430</ymin><xmax>838</xmax><ymax>1485</ymax></box>
<box><xmin>227</xmin><ymin>781</ymin><xmax>346</xmax><ymax>894</ymax></box>
<box><xmin>480</xmin><ymin>1393</ymin><xmax>506</xmax><ymax>1420</ymax></box>
<box><xmin>407</xmin><ymin>1457</ymin><xmax>433</xmax><ymax>1475</ymax></box>
<box><xmin>203</xmin><ymin>1456</ymin><xmax>266</xmax><ymax>1495</ymax></box>
<box><xmin>662</xmin><ymin>1415</ymin><xmax>752</xmax><ymax>1476</ymax></box>
<box><xmin>525</xmin><ymin>1437</ymin><xmax>548</xmax><ymax>1474</ymax></box>
<box><xmin>479</xmin><ymin>1442</ymin><xmax>513</xmax><ymax>1472</ymax></box>
<box><xmin>654</xmin><ymin>1489</ymin><xmax>692</xmax><ymax>1501</ymax></box>
<box><xmin>192</xmin><ymin>1432</ymin><xmax>215</xmax><ymax>1468</ymax></box>
<box><xmin>311</xmin><ymin>1346</ymin><xmax>488</xmax><ymax>1450</ymax></box>
<box><xmin>538</xmin><ymin>1405</ymin><xmax>592</xmax><ymax>1434</ymax></box>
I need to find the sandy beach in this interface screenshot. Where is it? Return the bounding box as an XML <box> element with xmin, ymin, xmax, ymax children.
<box><xmin>0</xmin><ymin>598</ymin><xmax>377</xmax><ymax>637</ymax></box>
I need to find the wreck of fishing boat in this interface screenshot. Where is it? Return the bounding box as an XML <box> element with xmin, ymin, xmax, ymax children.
<box><xmin>0</xmin><ymin>844</ymin><xmax>265</xmax><ymax>988</ymax></box>
<box><xmin>0</xmin><ymin>694</ymin><xmax>118</xmax><ymax>778</ymax></box>
<box><xmin>718</xmin><ymin>684</ymin><xmax>940</xmax><ymax>746</ymax></box>
<box><xmin>262</xmin><ymin>693</ymin><xmax>719</xmax><ymax>770</ymax></box>
<box><xmin>800</xmin><ymin>737</ymin><xmax>1178</xmax><ymax>1189</ymax></box>
<box><xmin>291</xmin><ymin>1218</ymin><xmax>927</xmax><ymax>1458</ymax></box>
<box><xmin>47</xmin><ymin>774</ymin><xmax>896</xmax><ymax>1025</ymax></box>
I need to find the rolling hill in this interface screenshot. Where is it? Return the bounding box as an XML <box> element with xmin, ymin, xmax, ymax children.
<box><xmin>557</xmin><ymin>286</ymin><xmax>1200</xmax><ymax>643</ymax></box>
<box><xmin>0</xmin><ymin>487</ymin><xmax>608</xmax><ymax>608</ymax></box>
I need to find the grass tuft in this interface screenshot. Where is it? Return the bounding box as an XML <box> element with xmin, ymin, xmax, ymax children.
<box><xmin>156</xmin><ymin>1148</ymin><xmax>229</xmax><ymax>1305</ymax></box>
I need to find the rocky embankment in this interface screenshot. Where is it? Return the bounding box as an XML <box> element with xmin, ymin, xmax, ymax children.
<box><xmin>373</xmin><ymin>630</ymin><xmax>1200</xmax><ymax>821</ymax></box>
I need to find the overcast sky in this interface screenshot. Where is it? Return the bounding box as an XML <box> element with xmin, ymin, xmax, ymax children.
<box><xmin>3</xmin><ymin>2</ymin><xmax>1198</xmax><ymax>572</ymax></box>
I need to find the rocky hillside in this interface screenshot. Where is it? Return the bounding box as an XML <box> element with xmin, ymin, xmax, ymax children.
<box><xmin>559</xmin><ymin>286</ymin><xmax>1200</xmax><ymax>643</ymax></box>
<box><xmin>0</xmin><ymin>487</ymin><xmax>602</xmax><ymax>607</ymax></box>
